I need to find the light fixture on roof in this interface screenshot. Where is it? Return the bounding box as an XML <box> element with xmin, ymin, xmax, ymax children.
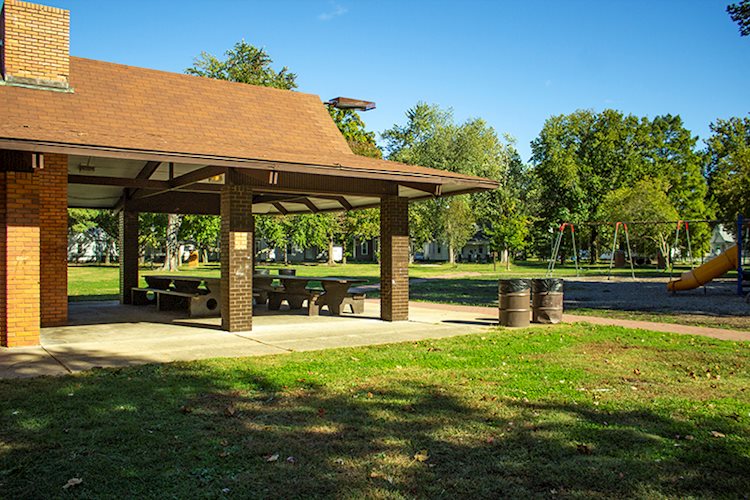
<box><xmin>325</xmin><ymin>97</ymin><xmax>376</xmax><ymax>111</ymax></box>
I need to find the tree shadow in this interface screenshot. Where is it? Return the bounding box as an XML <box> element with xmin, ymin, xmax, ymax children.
<box><xmin>1</xmin><ymin>365</ymin><xmax>747</xmax><ymax>498</ymax></box>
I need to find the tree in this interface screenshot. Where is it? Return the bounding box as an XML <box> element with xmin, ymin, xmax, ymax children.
<box><xmin>339</xmin><ymin>209</ymin><xmax>380</xmax><ymax>263</ymax></box>
<box><xmin>442</xmin><ymin>196</ymin><xmax>476</xmax><ymax>265</ymax></box>
<box><xmin>530</xmin><ymin>109</ymin><xmax>710</xmax><ymax>262</ymax></box>
<box><xmin>383</xmin><ymin>103</ymin><xmax>515</xmax><ymax>261</ymax></box>
<box><xmin>328</xmin><ymin>107</ymin><xmax>381</xmax><ymax>158</ymax></box>
<box><xmin>706</xmin><ymin>116</ymin><xmax>750</xmax><ymax>223</ymax></box>
<box><xmin>179</xmin><ymin>215</ymin><xmax>220</xmax><ymax>262</ymax></box>
<box><xmin>187</xmin><ymin>40</ymin><xmax>297</xmax><ymax>90</ymax></box>
<box><xmin>728</xmin><ymin>1</ymin><xmax>750</xmax><ymax>36</ymax></box>
<box><xmin>597</xmin><ymin>178</ymin><xmax>679</xmax><ymax>265</ymax></box>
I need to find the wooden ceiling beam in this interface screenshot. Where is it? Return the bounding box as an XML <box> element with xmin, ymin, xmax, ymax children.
<box><xmin>272</xmin><ymin>202</ymin><xmax>288</xmax><ymax>215</ymax></box>
<box><xmin>399</xmin><ymin>181</ymin><xmax>442</xmax><ymax>196</ymax></box>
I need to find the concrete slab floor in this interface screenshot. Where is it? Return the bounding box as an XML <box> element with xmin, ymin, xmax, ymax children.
<box><xmin>0</xmin><ymin>300</ymin><xmax>493</xmax><ymax>379</ymax></box>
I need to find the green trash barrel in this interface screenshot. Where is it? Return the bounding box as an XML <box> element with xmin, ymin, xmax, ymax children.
<box><xmin>531</xmin><ymin>278</ymin><xmax>564</xmax><ymax>324</ymax></box>
<box><xmin>499</xmin><ymin>279</ymin><xmax>531</xmax><ymax>327</ymax></box>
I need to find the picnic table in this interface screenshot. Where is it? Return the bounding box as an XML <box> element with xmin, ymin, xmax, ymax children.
<box><xmin>262</xmin><ymin>275</ymin><xmax>367</xmax><ymax>316</ymax></box>
<box><xmin>132</xmin><ymin>275</ymin><xmax>220</xmax><ymax>317</ymax></box>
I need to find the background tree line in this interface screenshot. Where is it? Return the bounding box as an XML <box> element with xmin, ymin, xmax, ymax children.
<box><xmin>68</xmin><ymin>39</ymin><xmax>750</xmax><ymax>268</ymax></box>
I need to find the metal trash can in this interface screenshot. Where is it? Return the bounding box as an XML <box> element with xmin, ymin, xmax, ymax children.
<box><xmin>531</xmin><ymin>278</ymin><xmax>564</xmax><ymax>324</ymax></box>
<box><xmin>499</xmin><ymin>279</ymin><xmax>531</xmax><ymax>327</ymax></box>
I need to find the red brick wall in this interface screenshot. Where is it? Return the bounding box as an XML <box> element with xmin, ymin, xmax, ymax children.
<box><xmin>0</xmin><ymin>170</ymin><xmax>41</xmax><ymax>347</ymax></box>
<box><xmin>220</xmin><ymin>173</ymin><xmax>254</xmax><ymax>332</ymax></box>
<box><xmin>1</xmin><ymin>0</ymin><xmax>70</xmax><ymax>88</ymax></box>
<box><xmin>380</xmin><ymin>196</ymin><xmax>409</xmax><ymax>321</ymax></box>
<box><xmin>39</xmin><ymin>153</ymin><xmax>67</xmax><ymax>326</ymax></box>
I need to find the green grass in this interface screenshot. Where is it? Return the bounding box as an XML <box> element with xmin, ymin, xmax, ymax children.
<box><xmin>1</xmin><ymin>324</ymin><xmax>748</xmax><ymax>498</ymax></box>
<box><xmin>68</xmin><ymin>260</ymin><xmax>679</xmax><ymax>302</ymax></box>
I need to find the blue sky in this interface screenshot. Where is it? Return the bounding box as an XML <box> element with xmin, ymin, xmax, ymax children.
<box><xmin>33</xmin><ymin>0</ymin><xmax>750</xmax><ymax>161</ymax></box>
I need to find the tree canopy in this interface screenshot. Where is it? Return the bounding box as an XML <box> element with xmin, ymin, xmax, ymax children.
<box><xmin>706</xmin><ymin>116</ymin><xmax>750</xmax><ymax>223</ymax></box>
<box><xmin>186</xmin><ymin>40</ymin><xmax>297</xmax><ymax>89</ymax></box>
<box><xmin>727</xmin><ymin>1</ymin><xmax>750</xmax><ymax>36</ymax></box>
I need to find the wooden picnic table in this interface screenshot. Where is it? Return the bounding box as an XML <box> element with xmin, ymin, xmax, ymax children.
<box><xmin>135</xmin><ymin>275</ymin><xmax>221</xmax><ymax>317</ymax></box>
<box><xmin>260</xmin><ymin>275</ymin><xmax>367</xmax><ymax>315</ymax></box>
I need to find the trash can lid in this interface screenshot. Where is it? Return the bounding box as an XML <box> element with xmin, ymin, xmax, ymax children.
<box><xmin>499</xmin><ymin>279</ymin><xmax>531</xmax><ymax>293</ymax></box>
<box><xmin>531</xmin><ymin>278</ymin><xmax>564</xmax><ymax>292</ymax></box>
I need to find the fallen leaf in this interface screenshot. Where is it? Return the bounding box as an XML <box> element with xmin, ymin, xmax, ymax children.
<box><xmin>366</xmin><ymin>392</ymin><xmax>374</xmax><ymax>399</ymax></box>
<box><xmin>224</xmin><ymin>405</ymin><xmax>236</xmax><ymax>417</ymax></box>
<box><xmin>710</xmin><ymin>431</ymin><xmax>726</xmax><ymax>438</ymax></box>
<box><xmin>179</xmin><ymin>405</ymin><xmax>193</xmax><ymax>414</ymax></box>
<box><xmin>633</xmin><ymin>368</ymin><xmax>641</xmax><ymax>375</ymax></box>
<box><xmin>62</xmin><ymin>478</ymin><xmax>83</xmax><ymax>490</ymax></box>
<box><xmin>286</xmin><ymin>456</ymin><xmax>296</xmax><ymax>464</ymax></box>
<box><xmin>317</xmin><ymin>408</ymin><xmax>327</xmax><ymax>417</ymax></box>
<box><xmin>486</xmin><ymin>436</ymin><xmax>495</xmax><ymax>444</ymax></box>
<box><xmin>266</xmin><ymin>452</ymin><xmax>280</xmax><ymax>462</ymax></box>
<box><xmin>414</xmin><ymin>449</ymin><xmax>429</xmax><ymax>462</ymax></box>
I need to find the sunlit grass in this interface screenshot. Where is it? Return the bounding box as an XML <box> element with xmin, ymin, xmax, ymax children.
<box><xmin>1</xmin><ymin>324</ymin><xmax>748</xmax><ymax>497</ymax></box>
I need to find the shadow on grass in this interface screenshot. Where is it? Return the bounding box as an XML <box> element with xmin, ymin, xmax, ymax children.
<box><xmin>1</xmin><ymin>364</ymin><xmax>747</xmax><ymax>498</ymax></box>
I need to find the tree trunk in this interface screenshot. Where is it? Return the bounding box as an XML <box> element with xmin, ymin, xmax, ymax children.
<box><xmin>328</xmin><ymin>238</ymin><xmax>335</xmax><ymax>266</ymax></box>
<box><xmin>449</xmin><ymin>242</ymin><xmax>455</xmax><ymax>266</ymax></box>
<box><xmin>283</xmin><ymin>245</ymin><xmax>288</xmax><ymax>265</ymax></box>
<box><xmin>505</xmin><ymin>246</ymin><xmax>511</xmax><ymax>271</ymax></box>
<box><xmin>589</xmin><ymin>227</ymin><xmax>598</xmax><ymax>264</ymax></box>
<box><xmin>492</xmin><ymin>251</ymin><xmax>497</xmax><ymax>271</ymax></box>
<box><xmin>162</xmin><ymin>213</ymin><xmax>181</xmax><ymax>271</ymax></box>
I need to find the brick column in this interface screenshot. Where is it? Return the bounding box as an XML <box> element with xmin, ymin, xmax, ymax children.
<box><xmin>220</xmin><ymin>172</ymin><xmax>253</xmax><ymax>332</ymax></box>
<box><xmin>0</xmin><ymin>170</ymin><xmax>41</xmax><ymax>347</ymax></box>
<box><xmin>380</xmin><ymin>195</ymin><xmax>409</xmax><ymax>321</ymax></box>
<box><xmin>119</xmin><ymin>211</ymin><xmax>139</xmax><ymax>304</ymax></box>
<box><xmin>39</xmin><ymin>153</ymin><xmax>68</xmax><ymax>326</ymax></box>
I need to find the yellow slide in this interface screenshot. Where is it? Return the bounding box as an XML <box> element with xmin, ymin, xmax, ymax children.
<box><xmin>667</xmin><ymin>245</ymin><xmax>738</xmax><ymax>292</ymax></box>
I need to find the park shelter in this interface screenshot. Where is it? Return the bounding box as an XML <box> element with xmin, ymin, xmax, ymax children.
<box><xmin>0</xmin><ymin>0</ymin><xmax>498</xmax><ymax>347</ymax></box>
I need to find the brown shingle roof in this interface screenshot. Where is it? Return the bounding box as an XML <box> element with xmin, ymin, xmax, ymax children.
<box><xmin>0</xmin><ymin>57</ymin><xmax>496</xmax><ymax>188</ymax></box>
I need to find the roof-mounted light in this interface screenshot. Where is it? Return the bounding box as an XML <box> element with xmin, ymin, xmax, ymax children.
<box><xmin>325</xmin><ymin>97</ymin><xmax>376</xmax><ymax>111</ymax></box>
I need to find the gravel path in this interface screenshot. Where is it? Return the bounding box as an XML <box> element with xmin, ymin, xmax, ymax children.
<box><xmin>563</xmin><ymin>276</ymin><xmax>748</xmax><ymax>316</ymax></box>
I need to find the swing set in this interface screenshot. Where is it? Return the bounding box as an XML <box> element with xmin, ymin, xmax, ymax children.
<box><xmin>546</xmin><ymin>219</ymin><xmax>706</xmax><ymax>280</ymax></box>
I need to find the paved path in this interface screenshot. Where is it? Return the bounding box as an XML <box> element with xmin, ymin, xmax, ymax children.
<box><xmin>414</xmin><ymin>302</ymin><xmax>750</xmax><ymax>342</ymax></box>
<box><xmin>1</xmin><ymin>300</ymin><xmax>747</xmax><ymax>379</ymax></box>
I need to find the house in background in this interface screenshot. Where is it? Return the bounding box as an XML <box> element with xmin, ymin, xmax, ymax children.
<box><xmin>416</xmin><ymin>232</ymin><xmax>491</xmax><ymax>262</ymax></box>
<box><xmin>352</xmin><ymin>238</ymin><xmax>378</xmax><ymax>262</ymax></box>
<box><xmin>710</xmin><ymin>225</ymin><xmax>736</xmax><ymax>257</ymax></box>
<box><xmin>68</xmin><ymin>228</ymin><xmax>116</xmax><ymax>263</ymax></box>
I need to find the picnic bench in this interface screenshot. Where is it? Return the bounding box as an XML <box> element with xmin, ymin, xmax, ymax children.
<box><xmin>131</xmin><ymin>275</ymin><xmax>221</xmax><ymax>317</ymax></box>
<box><xmin>265</xmin><ymin>276</ymin><xmax>367</xmax><ymax>316</ymax></box>
<box><xmin>253</xmin><ymin>268</ymin><xmax>295</xmax><ymax>305</ymax></box>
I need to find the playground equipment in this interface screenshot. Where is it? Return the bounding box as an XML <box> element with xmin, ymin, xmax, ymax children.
<box><xmin>666</xmin><ymin>214</ymin><xmax>749</xmax><ymax>294</ymax></box>
<box><xmin>666</xmin><ymin>245</ymin><xmax>737</xmax><ymax>292</ymax></box>
<box><xmin>606</xmin><ymin>222</ymin><xmax>636</xmax><ymax>280</ymax></box>
<box><xmin>546</xmin><ymin>223</ymin><xmax>579</xmax><ymax>277</ymax></box>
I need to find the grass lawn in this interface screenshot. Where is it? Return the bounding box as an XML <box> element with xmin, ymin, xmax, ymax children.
<box><xmin>68</xmin><ymin>260</ymin><xmax>679</xmax><ymax>301</ymax></box>
<box><xmin>1</xmin><ymin>324</ymin><xmax>748</xmax><ymax>497</ymax></box>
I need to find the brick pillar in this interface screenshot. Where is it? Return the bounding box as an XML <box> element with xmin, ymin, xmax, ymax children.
<box><xmin>220</xmin><ymin>172</ymin><xmax>253</xmax><ymax>332</ymax></box>
<box><xmin>380</xmin><ymin>195</ymin><xmax>409</xmax><ymax>321</ymax></box>
<box><xmin>0</xmin><ymin>170</ymin><xmax>41</xmax><ymax>347</ymax></box>
<box><xmin>119</xmin><ymin>211</ymin><xmax>139</xmax><ymax>304</ymax></box>
<box><xmin>39</xmin><ymin>153</ymin><xmax>68</xmax><ymax>326</ymax></box>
